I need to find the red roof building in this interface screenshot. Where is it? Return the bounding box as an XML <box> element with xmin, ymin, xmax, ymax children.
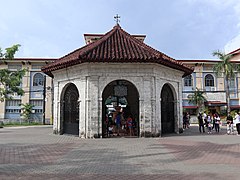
<box><xmin>43</xmin><ymin>24</ymin><xmax>193</xmax><ymax>138</ymax></box>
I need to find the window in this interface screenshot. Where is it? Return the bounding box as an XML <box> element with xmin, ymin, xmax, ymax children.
<box><xmin>5</xmin><ymin>100</ymin><xmax>21</xmax><ymax>107</ymax></box>
<box><xmin>30</xmin><ymin>100</ymin><xmax>43</xmax><ymax>106</ymax></box>
<box><xmin>184</xmin><ymin>75</ymin><xmax>192</xmax><ymax>86</ymax></box>
<box><xmin>33</xmin><ymin>73</ymin><xmax>44</xmax><ymax>86</ymax></box>
<box><xmin>205</xmin><ymin>74</ymin><xmax>214</xmax><ymax>87</ymax></box>
<box><xmin>8</xmin><ymin>64</ymin><xmax>22</xmax><ymax>70</ymax></box>
<box><xmin>5</xmin><ymin>100</ymin><xmax>21</xmax><ymax>114</ymax></box>
<box><xmin>34</xmin><ymin>109</ymin><xmax>43</xmax><ymax>113</ymax></box>
<box><xmin>31</xmin><ymin>64</ymin><xmax>44</xmax><ymax>70</ymax></box>
<box><xmin>229</xmin><ymin>78</ymin><xmax>235</xmax><ymax>89</ymax></box>
<box><xmin>5</xmin><ymin>109</ymin><xmax>21</xmax><ymax>113</ymax></box>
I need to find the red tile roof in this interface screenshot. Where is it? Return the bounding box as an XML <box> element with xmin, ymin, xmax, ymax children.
<box><xmin>42</xmin><ymin>24</ymin><xmax>193</xmax><ymax>77</ymax></box>
<box><xmin>228</xmin><ymin>48</ymin><xmax>240</xmax><ymax>55</ymax></box>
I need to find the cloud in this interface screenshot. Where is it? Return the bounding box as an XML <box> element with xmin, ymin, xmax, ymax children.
<box><xmin>187</xmin><ymin>0</ymin><xmax>240</xmax><ymax>53</ymax></box>
<box><xmin>1</xmin><ymin>0</ymin><xmax>240</xmax><ymax>58</ymax></box>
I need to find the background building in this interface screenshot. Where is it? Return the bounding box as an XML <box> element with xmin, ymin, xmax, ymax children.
<box><xmin>180</xmin><ymin>49</ymin><xmax>240</xmax><ymax>120</ymax></box>
<box><xmin>0</xmin><ymin>58</ymin><xmax>55</xmax><ymax>124</ymax></box>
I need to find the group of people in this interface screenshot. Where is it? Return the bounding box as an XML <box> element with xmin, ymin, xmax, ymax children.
<box><xmin>197</xmin><ymin>111</ymin><xmax>240</xmax><ymax>135</ymax></box>
<box><xmin>197</xmin><ymin>111</ymin><xmax>222</xmax><ymax>134</ymax></box>
<box><xmin>105</xmin><ymin>108</ymin><xmax>136</xmax><ymax>137</ymax></box>
<box><xmin>226</xmin><ymin>112</ymin><xmax>240</xmax><ymax>135</ymax></box>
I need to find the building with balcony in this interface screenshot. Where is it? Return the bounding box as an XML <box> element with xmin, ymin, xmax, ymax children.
<box><xmin>0</xmin><ymin>58</ymin><xmax>55</xmax><ymax>124</ymax></box>
<box><xmin>180</xmin><ymin>48</ymin><xmax>240</xmax><ymax>117</ymax></box>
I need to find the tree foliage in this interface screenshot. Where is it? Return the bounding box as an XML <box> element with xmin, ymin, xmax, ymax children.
<box><xmin>188</xmin><ymin>87</ymin><xmax>207</xmax><ymax>113</ymax></box>
<box><xmin>0</xmin><ymin>44</ymin><xmax>26</xmax><ymax>101</ymax></box>
<box><xmin>0</xmin><ymin>44</ymin><xmax>21</xmax><ymax>60</ymax></box>
<box><xmin>20</xmin><ymin>103</ymin><xmax>34</xmax><ymax>121</ymax></box>
<box><xmin>212</xmin><ymin>50</ymin><xmax>234</xmax><ymax>78</ymax></box>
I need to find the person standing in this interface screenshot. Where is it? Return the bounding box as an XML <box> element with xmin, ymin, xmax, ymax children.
<box><xmin>186</xmin><ymin>112</ymin><xmax>190</xmax><ymax>128</ymax></box>
<box><xmin>236</xmin><ymin>112</ymin><xmax>240</xmax><ymax>136</ymax></box>
<box><xmin>198</xmin><ymin>112</ymin><xmax>205</xmax><ymax>133</ymax></box>
<box><xmin>214</xmin><ymin>114</ymin><xmax>221</xmax><ymax>133</ymax></box>
<box><xmin>115</xmin><ymin>112</ymin><xmax>122</xmax><ymax>136</ymax></box>
<box><xmin>183</xmin><ymin>112</ymin><xmax>187</xmax><ymax>129</ymax></box>
<box><xmin>203</xmin><ymin>111</ymin><xmax>207</xmax><ymax>128</ymax></box>
<box><xmin>212</xmin><ymin>113</ymin><xmax>216</xmax><ymax>130</ymax></box>
<box><xmin>226</xmin><ymin>114</ymin><xmax>233</xmax><ymax>135</ymax></box>
<box><xmin>127</xmin><ymin>115</ymin><xmax>133</xmax><ymax>136</ymax></box>
<box><xmin>207</xmin><ymin>114</ymin><xmax>212</xmax><ymax>134</ymax></box>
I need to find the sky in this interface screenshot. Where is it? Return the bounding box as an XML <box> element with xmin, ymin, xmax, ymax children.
<box><xmin>1</xmin><ymin>0</ymin><xmax>240</xmax><ymax>59</ymax></box>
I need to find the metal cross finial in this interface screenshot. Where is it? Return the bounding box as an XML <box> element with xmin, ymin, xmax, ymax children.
<box><xmin>114</xmin><ymin>14</ymin><xmax>120</xmax><ymax>24</ymax></box>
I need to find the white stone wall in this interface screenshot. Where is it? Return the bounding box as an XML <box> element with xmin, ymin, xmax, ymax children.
<box><xmin>52</xmin><ymin>63</ymin><xmax>184</xmax><ymax>138</ymax></box>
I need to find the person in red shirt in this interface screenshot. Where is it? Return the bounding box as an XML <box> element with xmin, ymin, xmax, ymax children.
<box><xmin>127</xmin><ymin>115</ymin><xmax>133</xmax><ymax>136</ymax></box>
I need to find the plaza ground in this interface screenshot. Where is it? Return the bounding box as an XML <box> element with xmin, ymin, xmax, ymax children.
<box><xmin>0</xmin><ymin>125</ymin><xmax>239</xmax><ymax>180</ymax></box>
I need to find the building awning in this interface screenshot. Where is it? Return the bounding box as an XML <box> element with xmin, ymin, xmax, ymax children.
<box><xmin>183</xmin><ymin>106</ymin><xmax>198</xmax><ymax>109</ymax></box>
<box><xmin>206</xmin><ymin>101</ymin><xmax>227</xmax><ymax>107</ymax></box>
<box><xmin>230</xmin><ymin>105</ymin><xmax>240</xmax><ymax>109</ymax></box>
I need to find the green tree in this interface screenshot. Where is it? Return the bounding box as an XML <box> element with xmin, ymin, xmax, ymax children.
<box><xmin>188</xmin><ymin>87</ymin><xmax>207</xmax><ymax>114</ymax></box>
<box><xmin>212</xmin><ymin>50</ymin><xmax>239</xmax><ymax>114</ymax></box>
<box><xmin>20</xmin><ymin>103</ymin><xmax>34</xmax><ymax>122</ymax></box>
<box><xmin>0</xmin><ymin>44</ymin><xmax>21</xmax><ymax>60</ymax></box>
<box><xmin>0</xmin><ymin>44</ymin><xmax>26</xmax><ymax>101</ymax></box>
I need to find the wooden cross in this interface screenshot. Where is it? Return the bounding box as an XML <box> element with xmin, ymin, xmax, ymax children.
<box><xmin>114</xmin><ymin>14</ymin><xmax>120</xmax><ymax>24</ymax></box>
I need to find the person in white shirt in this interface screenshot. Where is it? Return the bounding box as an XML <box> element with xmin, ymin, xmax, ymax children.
<box><xmin>226</xmin><ymin>114</ymin><xmax>234</xmax><ymax>135</ymax></box>
<box><xmin>236</xmin><ymin>112</ymin><xmax>240</xmax><ymax>136</ymax></box>
<box><xmin>203</xmin><ymin>111</ymin><xmax>207</xmax><ymax>127</ymax></box>
<box><xmin>214</xmin><ymin>114</ymin><xmax>221</xmax><ymax>133</ymax></box>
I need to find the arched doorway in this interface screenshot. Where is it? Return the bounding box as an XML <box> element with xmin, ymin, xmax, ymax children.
<box><xmin>62</xmin><ymin>83</ymin><xmax>79</xmax><ymax>135</ymax></box>
<box><xmin>102</xmin><ymin>80</ymin><xmax>139</xmax><ymax>138</ymax></box>
<box><xmin>161</xmin><ymin>84</ymin><xmax>175</xmax><ymax>134</ymax></box>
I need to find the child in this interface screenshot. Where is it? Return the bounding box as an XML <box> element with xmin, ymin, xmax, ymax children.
<box><xmin>208</xmin><ymin>122</ymin><xmax>212</xmax><ymax>134</ymax></box>
<box><xmin>207</xmin><ymin>114</ymin><xmax>212</xmax><ymax>134</ymax></box>
<box><xmin>127</xmin><ymin>115</ymin><xmax>133</xmax><ymax>136</ymax></box>
<box><xmin>108</xmin><ymin>125</ymin><xmax>113</xmax><ymax>137</ymax></box>
<box><xmin>226</xmin><ymin>114</ymin><xmax>233</xmax><ymax>135</ymax></box>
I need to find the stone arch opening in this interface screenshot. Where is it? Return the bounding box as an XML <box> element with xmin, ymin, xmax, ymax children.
<box><xmin>161</xmin><ymin>83</ymin><xmax>175</xmax><ymax>135</ymax></box>
<box><xmin>102</xmin><ymin>80</ymin><xmax>139</xmax><ymax>138</ymax></box>
<box><xmin>60</xmin><ymin>83</ymin><xmax>79</xmax><ymax>135</ymax></box>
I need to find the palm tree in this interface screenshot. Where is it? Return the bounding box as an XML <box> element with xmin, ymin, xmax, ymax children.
<box><xmin>212</xmin><ymin>50</ymin><xmax>238</xmax><ymax>114</ymax></box>
<box><xmin>188</xmin><ymin>87</ymin><xmax>207</xmax><ymax>114</ymax></box>
<box><xmin>20</xmin><ymin>103</ymin><xmax>34</xmax><ymax>123</ymax></box>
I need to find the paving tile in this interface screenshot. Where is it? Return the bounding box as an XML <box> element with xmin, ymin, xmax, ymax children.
<box><xmin>0</xmin><ymin>125</ymin><xmax>239</xmax><ymax>179</ymax></box>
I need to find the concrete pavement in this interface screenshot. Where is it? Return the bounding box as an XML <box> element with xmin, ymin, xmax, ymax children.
<box><xmin>0</xmin><ymin>125</ymin><xmax>239</xmax><ymax>180</ymax></box>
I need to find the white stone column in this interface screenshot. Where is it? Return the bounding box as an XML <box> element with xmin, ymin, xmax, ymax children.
<box><xmin>88</xmin><ymin>76</ymin><xmax>100</xmax><ymax>138</ymax></box>
<box><xmin>151</xmin><ymin>76</ymin><xmax>156</xmax><ymax>134</ymax></box>
<box><xmin>139</xmin><ymin>98</ymin><xmax>144</xmax><ymax>137</ymax></box>
<box><xmin>178</xmin><ymin>81</ymin><xmax>183</xmax><ymax>131</ymax></box>
<box><xmin>155</xmin><ymin>78</ymin><xmax>161</xmax><ymax>136</ymax></box>
<box><xmin>79</xmin><ymin>78</ymin><xmax>86</xmax><ymax>138</ymax></box>
<box><xmin>98</xmin><ymin>97</ymin><xmax>102</xmax><ymax>138</ymax></box>
<box><xmin>53</xmin><ymin>81</ymin><xmax>60</xmax><ymax>134</ymax></box>
<box><xmin>142</xmin><ymin>77</ymin><xmax>152</xmax><ymax>134</ymax></box>
<box><xmin>85</xmin><ymin>76</ymin><xmax>90</xmax><ymax>138</ymax></box>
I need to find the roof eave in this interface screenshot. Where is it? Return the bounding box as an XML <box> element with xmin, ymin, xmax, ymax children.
<box><xmin>41</xmin><ymin>58</ymin><xmax>193</xmax><ymax>78</ymax></box>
